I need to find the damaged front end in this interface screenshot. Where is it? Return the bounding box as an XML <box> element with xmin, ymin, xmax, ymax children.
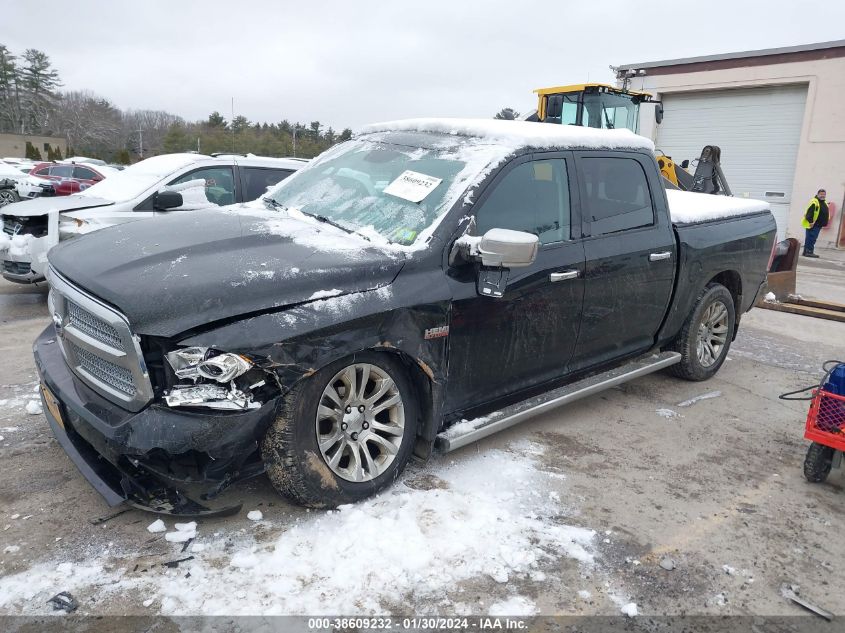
<box><xmin>34</xmin><ymin>319</ymin><xmax>285</xmax><ymax>517</ymax></box>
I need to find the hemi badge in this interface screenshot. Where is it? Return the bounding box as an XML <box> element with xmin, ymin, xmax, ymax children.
<box><xmin>424</xmin><ymin>326</ymin><xmax>449</xmax><ymax>340</ymax></box>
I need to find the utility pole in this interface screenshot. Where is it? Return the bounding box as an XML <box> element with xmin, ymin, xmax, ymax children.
<box><xmin>231</xmin><ymin>97</ymin><xmax>235</xmax><ymax>153</ymax></box>
<box><xmin>292</xmin><ymin>126</ymin><xmax>297</xmax><ymax>157</ymax></box>
<box><xmin>137</xmin><ymin>126</ymin><xmax>144</xmax><ymax>158</ymax></box>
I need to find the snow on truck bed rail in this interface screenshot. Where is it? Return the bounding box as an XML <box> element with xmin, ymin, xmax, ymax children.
<box><xmin>667</xmin><ymin>189</ymin><xmax>770</xmax><ymax>224</ymax></box>
<box><xmin>361</xmin><ymin>118</ymin><xmax>655</xmax><ymax>152</ymax></box>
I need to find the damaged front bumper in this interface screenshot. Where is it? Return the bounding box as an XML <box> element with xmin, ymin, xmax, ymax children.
<box><xmin>34</xmin><ymin>326</ymin><xmax>279</xmax><ymax>516</ymax></box>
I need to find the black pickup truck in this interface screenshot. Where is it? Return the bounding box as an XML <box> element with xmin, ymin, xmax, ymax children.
<box><xmin>34</xmin><ymin>119</ymin><xmax>776</xmax><ymax>513</ymax></box>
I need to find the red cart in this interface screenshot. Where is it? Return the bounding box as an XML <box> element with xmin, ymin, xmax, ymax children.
<box><xmin>804</xmin><ymin>387</ymin><xmax>845</xmax><ymax>482</ymax></box>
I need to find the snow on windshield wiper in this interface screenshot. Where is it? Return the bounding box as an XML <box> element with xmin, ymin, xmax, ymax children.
<box><xmin>262</xmin><ymin>196</ymin><xmax>284</xmax><ymax>211</ymax></box>
<box><xmin>300</xmin><ymin>210</ymin><xmax>371</xmax><ymax>242</ymax></box>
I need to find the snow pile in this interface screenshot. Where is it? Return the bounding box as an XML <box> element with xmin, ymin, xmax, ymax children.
<box><xmin>667</xmin><ymin>189</ymin><xmax>769</xmax><ymax>224</ymax></box>
<box><xmin>24</xmin><ymin>400</ymin><xmax>42</xmax><ymax>415</ymax></box>
<box><xmin>1</xmin><ymin>234</ymin><xmax>33</xmax><ymax>257</ymax></box>
<box><xmin>146</xmin><ymin>519</ymin><xmax>166</xmax><ymax>534</ymax></box>
<box><xmin>164</xmin><ymin>522</ymin><xmax>196</xmax><ymax>543</ymax></box>
<box><xmin>487</xmin><ymin>595</ymin><xmax>538</xmax><ymax>616</ymax></box>
<box><xmin>361</xmin><ymin>118</ymin><xmax>655</xmax><ymax>152</ymax></box>
<box><xmin>764</xmin><ymin>292</ymin><xmax>777</xmax><ymax>303</ymax></box>
<box><xmin>246</xmin><ymin>510</ymin><xmax>263</xmax><ymax>522</ymax></box>
<box><xmin>146</xmin><ymin>447</ymin><xmax>594</xmax><ymax>615</ymax></box>
<box><xmin>621</xmin><ymin>602</ymin><xmax>639</xmax><ymax>617</ymax></box>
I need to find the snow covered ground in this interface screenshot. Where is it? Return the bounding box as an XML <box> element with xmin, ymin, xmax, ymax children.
<box><xmin>0</xmin><ymin>442</ymin><xmax>602</xmax><ymax>616</ymax></box>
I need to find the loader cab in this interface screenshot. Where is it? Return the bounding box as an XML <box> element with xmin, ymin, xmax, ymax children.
<box><xmin>535</xmin><ymin>83</ymin><xmax>662</xmax><ymax>134</ymax></box>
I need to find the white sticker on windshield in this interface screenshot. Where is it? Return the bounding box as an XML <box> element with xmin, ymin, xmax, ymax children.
<box><xmin>383</xmin><ymin>170</ymin><xmax>442</xmax><ymax>203</ymax></box>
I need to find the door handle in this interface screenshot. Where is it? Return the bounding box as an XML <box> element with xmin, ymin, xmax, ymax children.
<box><xmin>550</xmin><ymin>270</ymin><xmax>580</xmax><ymax>282</ymax></box>
<box><xmin>649</xmin><ymin>251</ymin><xmax>672</xmax><ymax>262</ymax></box>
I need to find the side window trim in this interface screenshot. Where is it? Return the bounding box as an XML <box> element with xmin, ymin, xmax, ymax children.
<box><xmin>573</xmin><ymin>150</ymin><xmax>657</xmax><ymax>239</ymax></box>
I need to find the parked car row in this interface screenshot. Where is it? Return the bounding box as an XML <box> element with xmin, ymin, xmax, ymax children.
<box><xmin>0</xmin><ymin>153</ymin><xmax>306</xmax><ymax>282</ymax></box>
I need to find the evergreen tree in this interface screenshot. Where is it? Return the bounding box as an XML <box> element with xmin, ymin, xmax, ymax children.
<box><xmin>494</xmin><ymin>107</ymin><xmax>520</xmax><ymax>120</ymax></box>
<box><xmin>309</xmin><ymin>121</ymin><xmax>321</xmax><ymax>140</ymax></box>
<box><xmin>231</xmin><ymin>115</ymin><xmax>250</xmax><ymax>133</ymax></box>
<box><xmin>18</xmin><ymin>49</ymin><xmax>61</xmax><ymax>133</ymax></box>
<box><xmin>338</xmin><ymin>128</ymin><xmax>353</xmax><ymax>142</ymax></box>
<box><xmin>0</xmin><ymin>44</ymin><xmax>20</xmax><ymax>133</ymax></box>
<box><xmin>162</xmin><ymin>123</ymin><xmax>190</xmax><ymax>153</ymax></box>
<box><xmin>116</xmin><ymin>149</ymin><xmax>131</xmax><ymax>164</ymax></box>
<box><xmin>25</xmin><ymin>141</ymin><xmax>42</xmax><ymax>161</ymax></box>
<box><xmin>53</xmin><ymin>145</ymin><xmax>63</xmax><ymax>160</ymax></box>
<box><xmin>207</xmin><ymin>111</ymin><xmax>228</xmax><ymax>129</ymax></box>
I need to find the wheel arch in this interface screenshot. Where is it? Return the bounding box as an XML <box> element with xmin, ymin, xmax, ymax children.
<box><xmin>707</xmin><ymin>270</ymin><xmax>742</xmax><ymax>339</ymax></box>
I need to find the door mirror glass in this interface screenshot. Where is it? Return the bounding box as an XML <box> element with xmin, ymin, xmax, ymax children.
<box><xmin>154</xmin><ymin>190</ymin><xmax>184</xmax><ymax>210</ymax></box>
<box><xmin>478</xmin><ymin>228</ymin><xmax>539</xmax><ymax>268</ymax></box>
<box><xmin>655</xmin><ymin>102</ymin><xmax>664</xmax><ymax>124</ymax></box>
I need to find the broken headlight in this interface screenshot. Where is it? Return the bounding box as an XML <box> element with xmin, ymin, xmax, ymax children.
<box><xmin>167</xmin><ymin>347</ymin><xmax>252</xmax><ymax>382</ymax></box>
<box><xmin>164</xmin><ymin>347</ymin><xmax>264</xmax><ymax>411</ymax></box>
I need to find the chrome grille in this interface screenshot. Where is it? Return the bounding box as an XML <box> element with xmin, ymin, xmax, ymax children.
<box><xmin>68</xmin><ymin>341</ymin><xmax>137</xmax><ymax>396</ymax></box>
<box><xmin>47</xmin><ymin>268</ymin><xmax>153</xmax><ymax>411</ymax></box>
<box><xmin>67</xmin><ymin>300</ymin><xmax>123</xmax><ymax>349</ymax></box>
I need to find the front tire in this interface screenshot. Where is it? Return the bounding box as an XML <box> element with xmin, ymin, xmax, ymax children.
<box><xmin>0</xmin><ymin>188</ymin><xmax>19</xmax><ymax>207</ymax></box>
<box><xmin>261</xmin><ymin>352</ymin><xmax>418</xmax><ymax>508</ymax></box>
<box><xmin>668</xmin><ymin>283</ymin><xmax>736</xmax><ymax>381</ymax></box>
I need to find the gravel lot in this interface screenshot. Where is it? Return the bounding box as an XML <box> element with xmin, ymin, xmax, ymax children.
<box><xmin>0</xmin><ymin>259</ymin><xmax>843</xmax><ymax>619</ymax></box>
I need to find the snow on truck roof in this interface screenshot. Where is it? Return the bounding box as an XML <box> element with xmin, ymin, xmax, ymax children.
<box><xmin>360</xmin><ymin>118</ymin><xmax>655</xmax><ymax>152</ymax></box>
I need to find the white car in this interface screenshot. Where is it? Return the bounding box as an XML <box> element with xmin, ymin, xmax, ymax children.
<box><xmin>0</xmin><ymin>162</ymin><xmax>33</xmax><ymax>207</ymax></box>
<box><xmin>1</xmin><ymin>153</ymin><xmax>306</xmax><ymax>283</ymax></box>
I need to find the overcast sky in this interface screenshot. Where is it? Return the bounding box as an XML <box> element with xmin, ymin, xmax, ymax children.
<box><xmin>4</xmin><ymin>1</ymin><xmax>844</xmax><ymax>131</ymax></box>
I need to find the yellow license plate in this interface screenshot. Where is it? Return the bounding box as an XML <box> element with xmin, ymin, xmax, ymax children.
<box><xmin>40</xmin><ymin>383</ymin><xmax>65</xmax><ymax>429</ymax></box>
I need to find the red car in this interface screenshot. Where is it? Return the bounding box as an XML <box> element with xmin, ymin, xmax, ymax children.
<box><xmin>22</xmin><ymin>162</ymin><xmax>116</xmax><ymax>197</ymax></box>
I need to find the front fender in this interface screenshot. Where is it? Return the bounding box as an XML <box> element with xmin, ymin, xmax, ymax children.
<box><xmin>179</xmin><ymin>272</ymin><xmax>452</xmax><ymax>446</ymax></box>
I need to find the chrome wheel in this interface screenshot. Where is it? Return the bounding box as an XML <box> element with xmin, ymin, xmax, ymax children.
<box><xmin>315</xmin><ymin>363</ymin><xmax>405</xmax><ymax>482</ymax></box>
<box><xmin>696</xmin><ymin>300</ymin><xmax>729</xmax><ymax>368</ymax></box>
<box><xmin>0</xmin><ymin>189</ymin><xmax>17</xmax><ymax>207</ymax></box>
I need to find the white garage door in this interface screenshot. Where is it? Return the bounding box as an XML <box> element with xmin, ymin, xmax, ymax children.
<box><xmin>656</xmin><ymin>84</ymin><xmax>808</xmax><ymax>240</ymax></box>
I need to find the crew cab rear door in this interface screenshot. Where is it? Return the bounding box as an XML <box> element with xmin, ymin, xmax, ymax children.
<box><xmin>445</xmin><ymin>153</ymin><xmax>586</xmax><ymax>413</ymax></box>
<box><xmin>569</xmin><ymin>151</ymin><xmax>676</xmax><ymax>370</ymax></box>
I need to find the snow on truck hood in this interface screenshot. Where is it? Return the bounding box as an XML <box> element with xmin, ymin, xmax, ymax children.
<box><xmin>666</xmin><ymin>189</ymin><xmax>770</xmax><ymax>224</ymax></box>
<box><xmin>361</xmin><ymin>118</ymin><xmax>656</xmax><ymax>152</ymax></box>
<box><xmin>48</xmin><ymin>209</ymin><xmax>404</xmax><ymax>337</ymax></box>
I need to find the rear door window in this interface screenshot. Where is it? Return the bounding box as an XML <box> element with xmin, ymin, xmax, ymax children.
<box><xmin>579</xmin><ymin>157</ymin><xmax>654</xmax><ymax>235</ymax></box>
<box><xmin>51</xmin><ymin>165</ymin><xmax>74</xmax><ymax>178</ymax></box>
<box><xmin>73</xmin><ymin>166</ymin><xmax>98</xmax><ymax>180</ymax></box>
<box><xmin>241</xmin><ymin>167</ymin><xmax>294</xmax><ymax>201</ymax></box>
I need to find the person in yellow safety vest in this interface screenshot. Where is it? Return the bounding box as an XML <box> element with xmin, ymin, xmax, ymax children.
<box><xmin>802</xmin><ymin>189</ymin><xmax>829</xmax><ymax>258</ymax></box>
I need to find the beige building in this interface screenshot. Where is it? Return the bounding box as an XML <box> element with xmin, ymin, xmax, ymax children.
<box><xmin>0</xmin><ymin>133</ymin><xmax>68</xmax><ymax>161</ymax></box>
<box><xmin>617</xmin><ymin>40</ymin><xmax>845</xmax><ymax>249</ymax></box>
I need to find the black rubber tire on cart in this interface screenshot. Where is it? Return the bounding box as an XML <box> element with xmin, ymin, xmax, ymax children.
<box><xmin>803</xmin><ymin>442</ymin><xmax>834</xmax><ymax>483</ymax></box>
<box><xmin>260</xmin><ymin>351</ymin><xmax>418</xmax><ymax>508</ymax></box>
<box><xmin>667</xmin><ymin>282</ymin><xmax>736</xmax><ymax>381</ymax></box>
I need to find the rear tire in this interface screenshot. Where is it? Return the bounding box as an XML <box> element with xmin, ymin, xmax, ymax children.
<box><xmin>804</xmin><ymin>442</ymin><xmax>834</xmax><ymax>483</ymax></box>
<box><xmin>667</xmin><ymin>283</ymin><xmax>735</xmax><ymax>381</ymax></box>
<box><xmin>261</xmin><ymin>352</ymin><xmax>418</xmax><ymax>508</ymax></box>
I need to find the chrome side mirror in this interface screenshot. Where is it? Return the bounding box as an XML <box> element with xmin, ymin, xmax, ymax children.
<box><xmin>477</xmin><ymin>228</ymin><xmax>539</xmax><ymax>268</ymax></box>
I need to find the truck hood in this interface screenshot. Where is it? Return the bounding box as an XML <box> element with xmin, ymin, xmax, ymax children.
<box><xmin>1</xmin><ymin>195</ymin><xmax>114</xmax><ymax>217</ymax></box>
<box><xmin>48</xmin><ymin>209</ymin><xmax>405</xmax><ymax>337</ymax></box>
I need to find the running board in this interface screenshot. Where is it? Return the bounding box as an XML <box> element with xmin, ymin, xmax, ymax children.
<box><xmin>436</xmin><ymin>351</ymin><xmax>682</xmax><ymax>452</ymax></box>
